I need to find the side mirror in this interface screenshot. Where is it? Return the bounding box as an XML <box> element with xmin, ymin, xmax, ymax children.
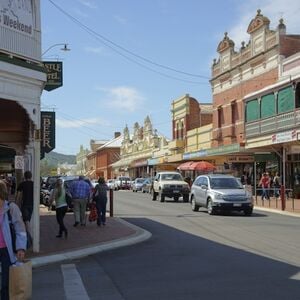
<box><xmin>201</xmin><ymin>185</ymin><xmax>208</xmax><ymax>190</ymax></box>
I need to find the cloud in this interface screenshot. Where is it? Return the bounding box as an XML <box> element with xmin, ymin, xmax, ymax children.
<box><xmin>77</xmin><ymin>0</ymin><xmax>97</xmax><ymax>9</ymax></box>
<box><xmin>113</xmin><ymin>15</ymin><xmax>128</xmax><ymax>25</ymax></box>
<box><xmin>227</xmin><ymin>0</ymin><xmax>300</xmax><ymax>48</ymax></box>
<box><xmin>84</xmin><ymin>46</ymin><xmax>107</xmax><ymax>55</ymax></box>
<box><xmin>97</xmin><ymin>86</ymin><xmax>145</xmax><ymax>112</ymax></box>
<box><xmin>56</xmin><ymin>118</ymin><xmax>106</xmax><ymax>128</ymax></box>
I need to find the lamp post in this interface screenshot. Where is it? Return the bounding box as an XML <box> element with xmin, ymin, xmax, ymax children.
<box><xmin>42</xmin><ymin>43</ymin><xmax>71</xmax><ymax>56</ymax></box>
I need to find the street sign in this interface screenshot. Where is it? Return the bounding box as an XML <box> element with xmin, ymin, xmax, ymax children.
<box><xmin>15</xmin><ymin>156</ymin><xmax>24</xmax><ymax>170</ymax></box>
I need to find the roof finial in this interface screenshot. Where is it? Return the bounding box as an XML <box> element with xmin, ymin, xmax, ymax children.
<box><xmin>257</xmin><ymin>9</ymin><xmax>261</xmax><ymax>16</ymax></box>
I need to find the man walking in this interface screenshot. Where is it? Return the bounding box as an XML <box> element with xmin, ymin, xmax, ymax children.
<box><xmin>16</xmin><ymin>170</ymin><xmax>33</xmax><ymax>230</ymax></box>
<box><xmin>70</xmin><ymin>176</ymin><xmax>91</xmax><ymax>226</ymax></box>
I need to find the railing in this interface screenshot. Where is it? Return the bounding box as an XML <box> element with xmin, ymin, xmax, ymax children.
<box><xmin>245</xmin><ymin>110</ymin><xmax>300</xmax><ymax>138</ymax></box>
<box><xmin>253</xmin><ymin>186</ymin><xmax>298</xmax><ymax>212</ymax></box>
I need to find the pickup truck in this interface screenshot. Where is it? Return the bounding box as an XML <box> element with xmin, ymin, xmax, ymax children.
<box><xmin>152</xmin><ymin>171</ymin><xmax>190</xmax><ymax>202</ymax></box>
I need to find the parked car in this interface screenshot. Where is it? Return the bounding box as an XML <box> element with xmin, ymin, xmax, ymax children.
<box><xmin>106</xmin><ymin>179</ymin><xmax>117</xmax><ymax>190</ymax></box>
<box><xmin>141</xmin><ymin>178</ymin><xmax>153</xmax><ymax>193</ymax></box>
<box><xmin>132</xmin><ymin>178</ymin><xmax>145</xmax><ymax>192</ymax></box>
<box><xmin>190</xmin><ymin>174</ymin><xmax>253</xmax><ymax>215</ymax></box>
<box><xmin>152</xmin><ymin>171</ymin><xmax>190</xmax><ymax>202</ymax></box>
<box><xmin>115</xmin><ymin>176</ymin><xmax>131</xmax><ymax>190</ymax></box>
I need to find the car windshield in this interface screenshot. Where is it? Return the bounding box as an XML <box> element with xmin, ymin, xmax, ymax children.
<box><xmin>210</xmin><ymin>178</ymin><xmax>243</xmax><ymax>189</ymax></box>
<box><xmin>161</xmin><ymin>174</ymin><xmax>182</xmax><ymax>181</ymax></box>
<box><xmin>136</xmin><ymin>179</ymin><xmax>144</xmax><ymax>183</ymax></box>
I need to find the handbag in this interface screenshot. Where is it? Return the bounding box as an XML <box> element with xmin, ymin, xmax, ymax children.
<box><xmin>88</xmin><ymin>202</ymin><xmax>98</xmax><ymax>222</ymax></box>
<box><xmin>9</xmin><ymin>260</ymin><xmax>32</xmax><ymax>300</ymax></box>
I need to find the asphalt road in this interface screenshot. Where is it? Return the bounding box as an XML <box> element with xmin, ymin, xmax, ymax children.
<box><xmin>33</xmin><ymin>190</ymin><xmax>300</xmax><ymax>300</ymax></box>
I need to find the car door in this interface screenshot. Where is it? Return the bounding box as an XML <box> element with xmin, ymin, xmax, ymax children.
<box><xmin>192</xmin><ymin>176</ymin><xmax>203</xmax><ymax>205</ymax></box>
<box><xmin>198</xmin><ymin>176</ymin><xmax>208</xmax><ymax>206</ymax></box>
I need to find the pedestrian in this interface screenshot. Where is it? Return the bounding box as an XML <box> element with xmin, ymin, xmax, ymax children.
<box><xmin>0</xmin><ymin>180</ymin><xmax>27</xmax><ymax>300</ymax></box>
<box><xmin>259</xmin><ymin>172</ymin><xmax>270</xmax><ymax>200</ymax></box>
<box><xmin>273</xmin><ymin>172</ymin><xmax>281</xmax><ymax>198</ymax></box>
<box><xmin>70</xmin><ymin>176</ymin><xmax>91</xmax><ymax>227</ymax></box>
<box><xmin>92</xmin><ymin>177</ymin><xmax>109</xmax><ymax>226</ymax></box>
<box><xmin>49</xmin><ymin>178</ymin><xmax>68</xmax><ymax>238</ymax></box>
<box><xmin>16</xmin><ymin>170</ymin><xmax>33</xmax><ymax>231</ymax></box>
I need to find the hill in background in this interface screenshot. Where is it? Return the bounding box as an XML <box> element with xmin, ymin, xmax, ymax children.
<box><xmin>40</xmin><ymin>151</ymin><xmax>76</xmax><ymax>176</ymax></box>
<box><xmin>44</xmin><ymin>151</ymin><xmax>76</xmax><ymax>165</ymax></box>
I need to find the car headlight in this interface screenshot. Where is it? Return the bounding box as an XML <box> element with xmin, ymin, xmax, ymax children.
<box><xmin>214</xmin><ymin>193</ymin><xmax>224</xmax><ymax>200</ymax></box>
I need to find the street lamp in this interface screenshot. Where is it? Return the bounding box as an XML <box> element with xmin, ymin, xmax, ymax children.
<box><xmin>42</xmin><ymin>43</ymin><xmax>71</xmax><ymax>56</ymax></box>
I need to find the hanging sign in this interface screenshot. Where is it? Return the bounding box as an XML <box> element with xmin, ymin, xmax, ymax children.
<box><xmin>44</xmin><ymin>61</ymin><xmax>63</xmax><ymax>91</ymax></box>
<box><xmin>41</xmin><ymin>111</ymin><xmax>55</xmax><ymax>159</ymax></box>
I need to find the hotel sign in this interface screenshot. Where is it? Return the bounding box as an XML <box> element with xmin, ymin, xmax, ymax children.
<box><xmin>271</xmin><ymin>130</ymin><xmax>297</xmax><ymax>144</ymax></box>
<box><xmin>0</xmin><ymin>1</ymin><xmax>33</xmax><ymax>36</ymax></box>
<box><xmin>41</xmin><ymin>111</ymin><xmax>55</xmax><ymax>159</ymax></box>
<box><xmin>44</xmin><ymin>61</ymin><xmax>63</xmax><ymax>91</ymax></box>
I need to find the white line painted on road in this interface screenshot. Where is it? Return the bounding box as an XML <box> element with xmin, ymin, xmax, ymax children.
<box><xmin>290</xmin><ymin>271</ymin><xmax>300</xmax><ymax>280</ymax></box>
<box><xmin>61</xmin><ymin>264</ymin><xmax>90</xmax><ymax>300</ymax></box>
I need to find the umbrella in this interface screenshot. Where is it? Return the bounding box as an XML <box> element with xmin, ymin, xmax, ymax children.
<box><xmin>190</xmin><ymin>161</ymin><xmax>215</xmax><ymax>172</ymax></box>
<box><xmin>177</xmin><ymin>161</ymin><xmax>195</xmax><ymax>171</ymax></box>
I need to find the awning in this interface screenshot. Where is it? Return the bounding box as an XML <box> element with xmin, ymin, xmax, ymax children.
<box><xmin>111</xmin><ymin>158</ymin><xmax>133</xmax><ymax>168</ymax></box>
<box><xmin>177</xmin><ymin>161</ymin><xmax>216</xmax><ymax>172</ymax></box>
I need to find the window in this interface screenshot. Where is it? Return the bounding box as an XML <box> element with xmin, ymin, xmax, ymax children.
<box><xmin>231</xmin><ymin>101</ymin><xmax>238</xmax><ymax>123</ymax></box>
<box><xmin>261</xmin><ymin>93</ymin><xmax>275</xmax><ymax>118</ymax></box>
<box><xmin>277</xmin><ymin>86</ymin><xmax>294</xmax><ymax>113</ymax></box>
<box><xmin>295</xmin><ymin>83</ymin><xmax>300</xmax><ymax>108</ymax></box>
<box><xmin>246</xmin><ymin>99</ymin><xmax>259</xmax><ymax>122</ymax></box>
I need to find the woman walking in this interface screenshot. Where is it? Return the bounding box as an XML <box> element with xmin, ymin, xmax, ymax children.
<box><xmin>93</xmin><ymin>177</ymin><xmax>109</xmax><ymax>226</ymax></box>
<box><xmin>0</xmin><ymin>180</ymin><xmax>27</xmax><ymax>300</ymax></box>
<box><xmin>50</xmin><ymin>178</ymin><xmax>68</xmax><ymax>238</ymax></box>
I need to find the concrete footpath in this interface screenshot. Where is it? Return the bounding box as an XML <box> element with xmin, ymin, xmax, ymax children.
<box><xmin>27</xmin><ymin>206</ymin><xmax>151</xmax><ymax>268</ymax></box>
<box><xmin>27</xmin><ymin>203</ymin><xmax>299</xmax><ymax>269</ymax></box>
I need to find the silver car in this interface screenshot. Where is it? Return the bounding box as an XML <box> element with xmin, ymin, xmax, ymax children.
<box><xmin>190</xmin><ymin>174</ymin><xmax>253</xmax><ymax>215</ymax></box>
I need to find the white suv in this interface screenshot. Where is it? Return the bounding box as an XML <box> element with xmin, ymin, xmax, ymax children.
<box><xmin>190</xmin><ymin>174</ymin><xmax>253</xmax><ymax>215</ymax></box>
<box><xmin>152</xmin><ymin>171</ymin><xmax>190</xmax><ymax>202</ymax></box>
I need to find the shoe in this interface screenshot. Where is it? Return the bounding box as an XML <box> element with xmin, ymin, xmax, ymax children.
<box><xmin>73</xmin><ymin>222</ymin><xmax>79</xmax><ymax>227</ymax></box>
<box><xmin>56</xmin><ymin>234</ymin><xmax>62</xmax><ymax>238</ymax></box>
<box><xmin>102</xmin><ymin>223</ymin><xmax>106</xmax><ymax>226</ymax></box>
<box><xmin>80</xmin><ymin>223</ymin><xmax>86</xmax><ymax>226</ymax></box>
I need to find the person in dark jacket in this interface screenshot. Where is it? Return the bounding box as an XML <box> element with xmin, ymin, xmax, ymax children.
<box><xmin>92</xmin><ymin>177</ymin><xmax>109</xmax><ymax>226</ymax></box>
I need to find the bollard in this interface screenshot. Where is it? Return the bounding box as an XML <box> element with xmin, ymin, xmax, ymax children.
<box><xmin>280</xmin><ymin>185</ymin><xmax>285</xmax><ymax>211</ymax></box>
<box><xmin>109</xmin><ymin>188</ymin><xmax>114</xmax><ymax>217</ymax></box>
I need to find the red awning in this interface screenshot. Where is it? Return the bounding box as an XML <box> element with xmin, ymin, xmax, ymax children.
<box><xmin>177</xmin><ymin>161</ymin><xmax>215</xmax><ymax>172</ymax></box>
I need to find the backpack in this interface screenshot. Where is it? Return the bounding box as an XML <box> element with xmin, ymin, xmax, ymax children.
<box><xmin>7</xmin><ymin>203</ymin><xmax>32</xmax><ymax>253</ymax></box>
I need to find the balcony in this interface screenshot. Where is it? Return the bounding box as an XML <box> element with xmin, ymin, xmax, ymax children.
<box><xmin>245</xmin><ymin>109</ymin><xmax>300</xmax><ymax>138</ymax></box>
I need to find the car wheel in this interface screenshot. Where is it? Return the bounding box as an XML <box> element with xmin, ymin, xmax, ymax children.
<box><xmin>191</xmin><ymin>197</ymin><xmax>199</xmax><ymax>212</ymax></box>
<box><xmin>207</xmin><ymin>199</ymin><xmax>215</xmax><ymax>215</ymax></box>
<box><xmin>160</xmin><ymin>193</ymin><xmax>165</xmax><ymax>202</ymax></box>
<box><xmin>244</xmin><ymin>208</ymin><xmax>253</xmax><ymax>216</ymax></box>
<box><xmin>174</xmin><ymin>196</ymin><xmax>179</xmax><ymax>202</ymax></box>
<box><xmin>152</xmin><ymin>191</ymin><xmax>157</xmax><ymax>201</ymax></box>
<box><xmin>142</xmin><ymin>189</ymin><xmax>145</xmax><ymax>193</ymax></box>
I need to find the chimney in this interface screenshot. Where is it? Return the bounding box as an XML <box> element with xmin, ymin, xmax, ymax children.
<box><xmin>114</xmin><ymin>132</ymin><xmax>121</xmax><ymax>138</ymax></box>
<box><xmin>278</xmin><ymin>18</ymin><xmax>286</xmax><ymax>35</ymax></box>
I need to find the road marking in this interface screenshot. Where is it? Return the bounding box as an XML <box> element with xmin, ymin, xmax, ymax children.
<box><xmin>290</xmin><ymin>271</ymin><xmax>300</xmax><ymax>281</ymax></box>
<box><xmin>61</xmin><ymin>264</ymin><xmax>90</xmax><ymax>300</ymax></box>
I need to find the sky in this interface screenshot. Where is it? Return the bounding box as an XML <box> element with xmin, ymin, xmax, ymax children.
<box><xmin>40</xmin><ymin>0</ymin><xmax>300</xmax><ymax>155</ymax></box>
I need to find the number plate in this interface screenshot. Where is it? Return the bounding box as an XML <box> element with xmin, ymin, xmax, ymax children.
<box><xmin>173</xmin><ymin>190</ymin><xmax>179</xmax><ymax>193</ymax></box>
<box><xmin>233</xmin><ymin>203</ymin><xmax>242</xmax><ymax>207</ymax></box>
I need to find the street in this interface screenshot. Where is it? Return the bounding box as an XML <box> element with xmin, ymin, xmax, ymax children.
<box><xmin>32</xmin><ymin>191</ymin><xmax>300</xmax><ymax>299</ymax></box>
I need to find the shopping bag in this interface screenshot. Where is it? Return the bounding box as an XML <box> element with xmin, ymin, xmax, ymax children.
<box><xmin>88</xmin><ymin>203</ymin><xmax>98</xmax><ymax>222</ymax></box>
<box><xmin>9</xmin><ymin>260</ymin><xmax>32</xmax><ymax>300</ymax></box>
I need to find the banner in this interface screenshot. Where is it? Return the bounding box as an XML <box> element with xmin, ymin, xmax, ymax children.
<box><xmin>41</xmin><ymin>112</ymin><xmax>55</xmax><ymax>160</ymax></box>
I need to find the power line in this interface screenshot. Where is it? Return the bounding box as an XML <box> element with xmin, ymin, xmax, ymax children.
<box><xmin>47</xmin><ymin>0</ymin><xmax>210</xmax><ymax>84</ymax></box>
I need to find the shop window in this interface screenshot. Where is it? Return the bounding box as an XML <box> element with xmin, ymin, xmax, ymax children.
<box><xmin>261</xmin><ymin>93</ymin><xmax>275</xmax><ymax>118</ymax></box>
<box><xmin>246</xmin><ymin>99</ymin><xmax>259</xmax><ymax>122</ymax></box>
<box><xmin>277</xmin><ymin>86</ymin><xmax>294</xmax><ymax>113</ymax></box>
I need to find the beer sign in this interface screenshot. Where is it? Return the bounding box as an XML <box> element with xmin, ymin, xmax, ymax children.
<box><xmin>41</xmin><ymin>112</ymin><xmax>55</xmax><ymax>159</ymax></box>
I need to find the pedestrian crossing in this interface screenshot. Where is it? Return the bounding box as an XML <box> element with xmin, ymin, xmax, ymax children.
<box><xmin>61</xmin><ymin>264</ymin><xmax>90</xmax><ymax>300</ymax></box>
